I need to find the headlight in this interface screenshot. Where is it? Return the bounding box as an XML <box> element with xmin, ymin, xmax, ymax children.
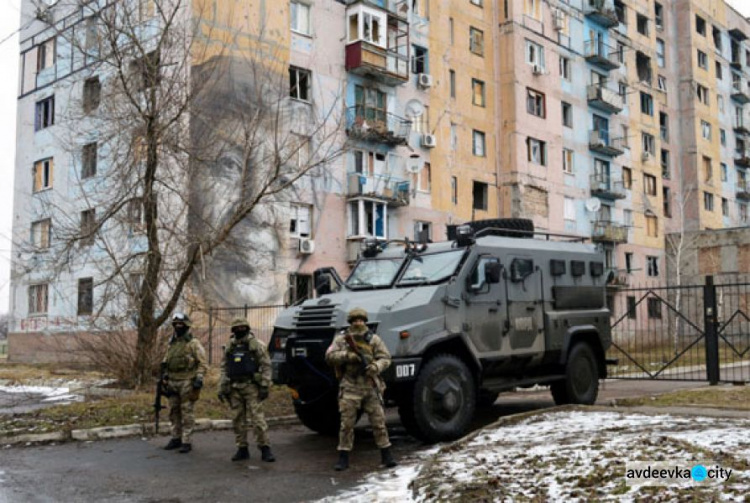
<box><xmin>271</xmin><ymin>328</ymin><xmax>291</xmax><ymax>350</ymax></box>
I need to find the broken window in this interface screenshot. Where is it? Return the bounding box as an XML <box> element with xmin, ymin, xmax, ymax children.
<box><xmin>636</xmin><ymin>14</ymin><xmax>649</xmax><ymax>36</ymax></box>
<box><xmin>36</xmin><ymin>38</ymin><xmax>55</xmax><ymax>72</ymax></box>
<box><xmin>290</xmin><ymin>203</ymin><xmax>312</xmax><ymax>238</ymax></box>
<box><xmin>527</xmin><ymin>137</ymin><xmax>547</xmax><ymax>166</ymax></box>
<box><xmin>647</xmin><ymin>298</ymin><xmax>661</xmax><ymax>318</ymax></box>
<box><xmin>35</xmin><ymin>96</ymin><xmax>55</xmax><ymax>131</ymax></box>
<box><xmin>470</xmin><ymin>27</ymin><xmax>484</xmax><ymax>56</ymax></box>
<box><xmin>130</xmin><ymin>51</ymin><xmax>160</xmax><ymax>91</ymax></box>
<box><xmin>78</xmin><ymin>277</ymin><xmax>94</xmax><ymax>316</ymax></box>
<box><xmin>82</xmin><ymin>142</ymin><xmax>97</xmax><ymax>179</ymax></box>
<box><xmin>289</xmin><ymin>66</ymin><xmax>311</xmax><ymax>102</ymax></box>
<box><xmin>33</xmin><ymin>158</ymin><xmax>53</xmax><ymax>192</ymax></box>
<box><xmin>472</xmin><ymin>79</ymin><xmax>485</xmax><ymax>107</ymax></box>
<box><xmin>526</xmin><ymin>88</ymin><xmax>545</xmax><ymax>117</ymax></box>
<box><xmin>31</xmin><ymin>218</ymin><xmax>51</xmax><ymax>249</ymax></box>
<box><xmin>412</xmin><ymin>45</ymin><xmax>428</xmax><ymax>74</ymax></box>
<box><xmin>472</xmin><ymin>181</ymin><xmax>488</xmax><ymax>211</ymax></box>
<box><xmin>636</xmin><ymin>52</ymin><xmax>652</xmax><ymax>84</ymax></box>
<box><xmin>349</xmin><ymin>200</ymin><xmax>387</xmax><ymax>239</ymax></box>
<box><xmin>80</xmin><ymin>208</ymin><xmax>97</xmax><ymax>246</ymax></box>
<box><xmin>28</xmin><ymin>284</ymin><xmax>49</xmax><ymax>315</ymax></box>
<box><xmin>473</xmin><ymin>130</ymin><xmax>486</xmax><ymax>156</ymax></box>
<box><xmin>414</xmin><ymin>221</ymin><xmax>432</xmax><ymax>242</ymax></box>
<box><xmin>644</xmin><ymin>174</ymin><xmax>657</xmax><ymax>195</ymax></box>
<box><xmin>83</xmin><ymin>77</ymin><xmax>101</xmax><ymax>113</ymax></box>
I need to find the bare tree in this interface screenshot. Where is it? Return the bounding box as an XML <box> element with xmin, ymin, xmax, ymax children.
<box><xmin>21</xmin><ymin>0</ymin><xmax>345</xmax><ymax>386</ymax></box>
<box><xmin>665</xmin><ymin>184</ymin><xmax>700</xmax><ymax>352</ymax></box>
<box><xmin>0</xmin><ymin>313</ymin><xmax>8</xmax><ymax>340</ymax></box>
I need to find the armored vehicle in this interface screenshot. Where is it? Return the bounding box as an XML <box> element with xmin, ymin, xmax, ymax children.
<box><xmin>269</xmin><ymin>220</ymin><xmax>611</xmax><ymax>442</ymax></box>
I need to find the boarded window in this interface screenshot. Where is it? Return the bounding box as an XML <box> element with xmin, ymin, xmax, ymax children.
<box><xmin>28</xmin><ymin>284</ymin><xmax>49</xmax><ymax>315</ymax></box>
<box><xmin>33</xmin><ymin>158</ymin><xmax>53</xmax><ymax>192</ymax></box>
<box><xmin>35</xmin><ymin>96</ymin><xmax>55</xmax><ymax>131</ymax></box>
<box><xmin>31</xmin><ymin>219</ymin><xmax>51</xmax><ymax>249</ymax></box>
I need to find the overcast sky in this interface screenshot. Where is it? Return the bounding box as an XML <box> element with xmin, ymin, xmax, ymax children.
<box><xmin>0</xmin><ymin>0</ymin><xmax>749</xmax><ymax>315</ymax></box>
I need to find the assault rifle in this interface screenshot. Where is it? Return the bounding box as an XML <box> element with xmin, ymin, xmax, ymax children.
<box><xmin>344</xmin><ymin>333</ymin><xmax>384</xmax><ymax>406</ymax></box>
<box><xmin>154</xmin><ymin>373</ymin><xmax>168</xmax><ymax>434</ymax></box>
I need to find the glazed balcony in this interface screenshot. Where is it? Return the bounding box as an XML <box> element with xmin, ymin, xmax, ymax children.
<box><xmin>737</xmin><ymin>179</ymin><xmax>750</xmax><ymax>200</ymax></box>
<box><xmin>345</xmin><ymin>0</ymin><xmax>409</xmax><ymax>86</ymax></box>
<box><xmin>346</xmin><ymin>172</ymin><xmax>410</xmax><ymax>207</ymax></box>
<box><xmin>345</xmin><ymin>106</ymin><xmax>412</xmax><ymax>145</ymax></box>
<box><xmin>584</xmin><ymin>41</ymin><xmax>620</xmax><ymax>71</ymax></box>
<box><xmin>587</xmin><ymin>84</ymin><xmax>624</xmax><ymax>114</ymax></box>
<box><xmin>591</xmin><ymin>221</ymin><xmax>628</xmax><ymax>244</ymax></box>
<box><xmin>731</xmin><ymin>80</ymin><xmax>750</xmax><ymax>104</ymax></box>
<box><xmin>589</xmin><ymin>129</ymin><xmax>625</xmax><ymax>157</ymax></box>
<box><xmin>590</xmin><ymin>174</ymin><xmax>626</xmax><ymax>200</ymax></box>
<box><xmin>583</xmin><ymin>0</ymin><xmax>619</xmax><ymax>28</ymax></box>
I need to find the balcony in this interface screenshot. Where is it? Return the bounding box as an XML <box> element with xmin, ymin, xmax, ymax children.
<box><xmin>736</xmin><ymin>150</ymin><xmax>750</xmax><ymax>167</ymax></box>
<box><xmin>737</xmin><ymin>179</ymin><xmax>750</xmax><ymax>200</ymax></box>
<box><xmin>583</xmin><ymin>0</ymin><xmax>619</xmax><ymax>28</ymax></box>
<box><xmin>605</xmin><ymin>269</ymin><xmax>630</xmax><ymax>288</ymax></box>
<box><xmin>589</xmin><ymin>130</ymin><xmax>625</xmax><ymax>157</ymax></box>
<box><xmin>584</xmin><ymin>41</ymin><xmax>620</xmax><ymax>71</ymax></box>
<box><xmin>345</xmin><ymin>107</ymin><xmax>412</xmax><ymax>145</ymax></box>
<box><xmin>592</xmin><ymin>221</ymin><xmax>628</xmax><ymax>244</ymax></box>
<box><xmin>732</xmin><ymin>81</ymin><xmax>750</xmax><ymax>104</ymax></box>
<box><xmin>735</xmin><ymin>120</ymin><xmax>750</xmax><ymax>135</ymax></box>
<box><xmin>345</xmin><ymin>1</ymin><xmax>409</xmax><ymax>86</ymax></box>
<box><xmin>590</xmin><ymin>174</ymin><xmax>626</xmax><ymax>200</ymax></box>
<box><xmin>587</xmin><ymin>84</ymin><xmax>624</xmax><ymax>114</ymax></box>
<box><xmin>345</xmin><ymin>42</ymin><xmax>409</xmax><ymax>86</ymax></box>
<box><xmin>346</xmin><ymin>172</ymin><xmax>410</xmax><ymax>207</ymax></box>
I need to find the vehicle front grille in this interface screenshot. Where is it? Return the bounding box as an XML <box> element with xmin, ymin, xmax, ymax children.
<box><xmin>293</xmin><ymin>304</ymin><xmax>338</xmax><ymax>329</ymax></box>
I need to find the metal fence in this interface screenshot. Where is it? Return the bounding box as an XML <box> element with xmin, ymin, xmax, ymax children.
<box><xmin>606</xmin><ymin>276</ymin><xmax>749</xmax><ymax>383</ymax></box>
<box><xmin>203</xmin><ymin>305</ymin><xmax>287</xmax><ymax>365</ymax></box>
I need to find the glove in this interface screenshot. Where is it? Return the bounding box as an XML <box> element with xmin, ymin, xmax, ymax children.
<box><xmin>192</xmin><ymin>375</ymin><xmax>204</xmax><ymax>390</ymax></box>
<box><xmin>258</xmin><ymin>387</ymin><xmax>269</xmax><ymax>401</ymax></box>
<box><xmin>365</xmin><ymin>363</ymin><xmax>379</xmax><ymax>378</ymax></box>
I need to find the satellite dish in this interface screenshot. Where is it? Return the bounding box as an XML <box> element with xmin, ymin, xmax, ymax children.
<box><xmin>585</xmin><ymin>198</ymin><xmax>602</xmax><ymax>213</ymax></box>
<box><xmin>405</xmin><ymin>99</ymin><xmax>424</xmax><ymax>118</ymax></box>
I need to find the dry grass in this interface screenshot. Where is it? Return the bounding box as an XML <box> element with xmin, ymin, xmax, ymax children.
<box><xmin>0</xmin><ymin>364</ymin><xmax>295</xmax><ymax>438</ymax></box>
<box><xmin>616</xmin><ymin>385</ymin><xmax>750</xmax><ymax>410</ymax></box>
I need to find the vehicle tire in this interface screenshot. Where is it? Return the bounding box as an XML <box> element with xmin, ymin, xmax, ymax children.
<box><xmin>468</xmin><ymin>218</ymin><xmax>534</xmax><ymax>238</ymax></box>
<box><xmin>293</xmin><ymin>392</ymin><xmax>341</xmax><ymax>436</ymax></box>
<box><xmin>477</xmin><ymin>390</ymin><xmax>500</xmax><ymax>408</ymax></box>
<box><xmin>550</xmin><ymin>343</ymin><xmax>600</xmax><ymax>406</ymax></box>
<box><xmin>402</xmin><ymin>354</ymin><xmax>476</xmax><ymax>443</ymax></box>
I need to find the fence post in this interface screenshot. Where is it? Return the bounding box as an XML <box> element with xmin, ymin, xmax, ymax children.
<box><xmin>244</xmin><ymin>304</ymin><xmax>248</xmax><ymax>318</ymax></box>
<box><xmin>208</xmin><ymin>308</ymin><xmax>213</xmax><ymax>365</ymax></box>
<box><xmin>704</xmin><ymin>276</ymin><xmax>720</xmax><ymax>385</ymax></box>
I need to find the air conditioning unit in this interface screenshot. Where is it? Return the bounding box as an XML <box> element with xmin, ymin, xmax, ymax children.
<box><xmin>641</xmin><ymin>152</ymin><xmax>652</xmax><ymax>162</ymax></box>
<box><xmin>417</xmin><ymin>73</ymin><xmax>433</xmax><ymax>88</ymax></box>
<box><xmin>299</xmin><ymin>238</ymin><xmax>315</xmax><ymax>255</ymax></box>
<box><xmin>532</xmin><ymin>64</ymin><xmax>544</xmax><ymax>75</ymax></box>
<box><xmin>422</xmin><ymin>133</ymin><xmax>437</xmax><ymax>148</ymax></box>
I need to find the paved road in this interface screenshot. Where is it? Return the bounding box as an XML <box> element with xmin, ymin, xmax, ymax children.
<box><xmin>0</xmin><ymin>379</ymin><xmax>728</xmax><ymax>503</ymax></box>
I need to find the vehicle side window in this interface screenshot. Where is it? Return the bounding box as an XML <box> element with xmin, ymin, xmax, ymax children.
<box><xmin>510</xmin><ymin>258</ymin><xmax>534</xmax><ymax>283</ymax></box>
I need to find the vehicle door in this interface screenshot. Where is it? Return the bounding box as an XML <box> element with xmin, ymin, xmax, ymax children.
<box><xmin>504</xmin><ymin>255</ymin><xmax>544</xmax><ymax>355</ymax></box>
<box><xmin>464</xmin><ymin>255</ymin><xmax>503</xmax><ymax>355</ymax></box>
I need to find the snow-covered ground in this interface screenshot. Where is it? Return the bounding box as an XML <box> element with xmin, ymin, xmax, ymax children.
<box><xmin>324</xmin><ymin>410</ymin><xmax>750</xmax><ymax>502</ymax></box>
<box><xmin>0</xmin><ymin>385</ymin><xmax>83</xmax><ymax>404</ymax></box>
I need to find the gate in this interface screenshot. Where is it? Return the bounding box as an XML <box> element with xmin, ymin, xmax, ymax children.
<box><xmin>206</xmin><ymin>304</ymin><xmax>287</xmax><ymax>365</ymax></box>
<box><xmin>606</xmin><ymin>276</ymin><xmax>749</xmax><ymax>383</ymax></box>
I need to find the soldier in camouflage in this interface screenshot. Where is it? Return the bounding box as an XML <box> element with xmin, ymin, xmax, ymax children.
<box><xmin>325</xmin><ymin>307</ymin><xmax>397</xmax><ymax>471</ymax></box>
<box><xmin>219</xmin><ymin>318</ymin><xmax>276</xmax><ymax>462</ymax></box>
<box><xmin>162</xmin><ymin>313</ymin><xmax>208</xmax><ymax>454</ymax></box>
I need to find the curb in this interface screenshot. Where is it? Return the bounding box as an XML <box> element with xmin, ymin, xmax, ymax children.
<box><xmin>2</xmin><ymin>414</ymin><xmax>300</xmax><ymax>447</ymax></box>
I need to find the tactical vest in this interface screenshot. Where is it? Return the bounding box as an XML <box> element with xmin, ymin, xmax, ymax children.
<box><xmin>226</xmin><ymin>341</ymin><xmax>259</xmax><ymax>381</ymax></box>
<box><xmin>166</xmin><ymin>335</ymin><xmax>194</xmax><ymax>373</ymax></box>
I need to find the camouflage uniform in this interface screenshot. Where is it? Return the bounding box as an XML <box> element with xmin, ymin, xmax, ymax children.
<box><xmin>163</xmin><ymin>330</ymin><xmax>208</xmax><ymax>446</ymax></box>
<box><xmin>325</xmin><ymin>320</ymin><xmax>391</xmax><ymax>452</ymax></box>
<box><xmin>219</xmin><ymin>332</ymin><xmax>272</xmax><ymax>448</ymax></box>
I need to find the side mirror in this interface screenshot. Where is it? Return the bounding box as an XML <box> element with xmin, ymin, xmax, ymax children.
<box><xmin>485</xmin><ymin>262</ymin><xmax>501</xmax><ymax>284</ymax></box>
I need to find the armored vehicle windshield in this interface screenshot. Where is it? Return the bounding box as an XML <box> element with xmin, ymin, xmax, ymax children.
<box><xmin>346</xmin><ymin>257</ymin><xmax>404</xmax><ymax>288</ymax></box>
<box><xmin>397</xmin><ymin>249</ymin><xmax>465</xmax><ymax>286</ymax></box>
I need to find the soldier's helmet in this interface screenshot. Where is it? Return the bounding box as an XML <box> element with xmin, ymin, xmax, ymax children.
<box><xmin>230</xmin><ymin>317</ymin><xmax>251</xmax><ymax>330</ymax></box>
<box><xmin>347</xmin><ymin>307</ymin><xmax>368</xmax><ymax>323</ymax></box>
<box><xmin>172</xmin><ymin>312</ymin><xmax>192</xmax><ymax>327</ymax></box>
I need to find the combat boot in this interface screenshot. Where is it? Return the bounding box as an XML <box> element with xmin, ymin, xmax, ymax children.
<box><xmin>260</xmin><ymin>445</ymin><xmax>276</xmax><ymax>462</ymax></box>
<box><xmin>178</xmin><ymin>443</ymin><xmax>192</xmax><ymax>453</ymax></box>
<box><xmin>380</xmin><ymin>448</ymin><xmax>397</xmax><ymax>468</ymax></box>
<box><xmin>164</xmin><ymin>438</ymin><xmax>182</xmax><ymax>450</ymax></box>
<box><xmin>232</xmin><ymin>446</ymin><xmax>250</xmax><ymax>461</ymax></box>
<box><xmin>334</xmin><ymin>450</ymin><xmax>349</xmax><ymax>471</ymax></box>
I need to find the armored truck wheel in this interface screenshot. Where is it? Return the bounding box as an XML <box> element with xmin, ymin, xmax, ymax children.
<box><xmin>550</xmin><ymin>343</ymin><xmax>600</xmax><ymax>405</ymax></box>
<box><xmin>402</xmin><ymin>354</ymin><xmax>476</xmax><ymax>443</ymax></box>
<box><xmin>293</xmin><ymin>393</ymin><xmax>341</xmax><ymax>436</ymax></box>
